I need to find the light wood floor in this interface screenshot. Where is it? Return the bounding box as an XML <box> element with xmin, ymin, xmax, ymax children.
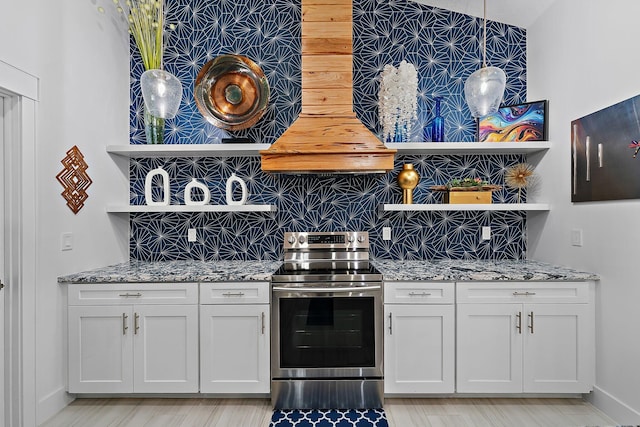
<box><xmin>39</xmin><ymin>397</ymin><xmax>618</xmax><ymax>427</ymax></box>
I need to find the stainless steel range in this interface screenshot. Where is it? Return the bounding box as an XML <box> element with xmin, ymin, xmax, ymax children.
<box><xmin>271</xmin><ymin>231</ymin><xmax>383</xmax><ymax>410</ymax></box>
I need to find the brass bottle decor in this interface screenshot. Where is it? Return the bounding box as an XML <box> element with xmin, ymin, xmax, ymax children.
<box><xmin>397</xmin><ymin>163</ymin><xmax>420</xmax><ymax>204</ymax></box>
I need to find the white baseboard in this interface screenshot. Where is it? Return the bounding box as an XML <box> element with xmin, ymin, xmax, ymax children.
<box><xmin>586</xmin><ymin>385</ymin><xmax>640</xmax><ymax>424</ymax></box>
<box><xmin>37</xmin><ymin>386</ymin><xmax>75</xmax><ymax>426</ymax></box>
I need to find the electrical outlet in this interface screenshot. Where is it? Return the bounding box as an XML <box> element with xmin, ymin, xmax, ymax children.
<box><xmin>382</xmin><ymin>227</ymin><xmax>391</xmax><ymax>241</ymax></box>
<box><xmin>571</xmin><ymin>229</ymin><xmax>583</xmax><ymax>247</ymax></box>
<box><xmin>481</xmin><ymin>226</ymin><xmax>491</xmax><ymax>240</ymax></box>
<box><xmin>188</xmin><ymin>228</ymin><xmax>197</xmax><ymax>242</ymax></box>
<box><xmin>61</xmin><ymin>232</ymin><xmax>73</xmax><ymax>251</ymax></box>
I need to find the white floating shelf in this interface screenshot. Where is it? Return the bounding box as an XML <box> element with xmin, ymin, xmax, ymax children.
<box><xmin>385</xmin><ymin>141</ymin><xmax>551</xmax><ymax>155</ymax></box>
<box><xmin>106</xmin><ymin>204</ymin><xmax>277</xmax><ymax>213</ymax></box>
<box><xmin>106</xmin><ymin>142</ymin><xmax>550</xmax><ymax>157</ymax></box>
<box><xmin>106</xmin><ymin>143</ymin><xmax>271</xmax><ymax>158</ymax></box>
<box><xmin>382</xmin><ymin>203</ymin><xmax>550</xmax><ymax>212</ymax></box>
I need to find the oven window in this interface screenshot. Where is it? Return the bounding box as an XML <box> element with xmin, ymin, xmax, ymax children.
<box><xmin>279</xmin><ymin>297</ymin><xmax>375</xmax><ymax>368</ymax></box>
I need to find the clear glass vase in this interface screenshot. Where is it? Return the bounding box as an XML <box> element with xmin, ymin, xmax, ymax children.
<box><xmin>144</xmin><ymin>106</ymin><xmax>165</xmax><ymax>144</ymax></box>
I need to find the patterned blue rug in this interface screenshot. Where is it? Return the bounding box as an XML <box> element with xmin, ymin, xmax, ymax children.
<box><xmin>270</xmin><ymin>409</ymin><xmax>388</xmax><ymax>427</ymax></box>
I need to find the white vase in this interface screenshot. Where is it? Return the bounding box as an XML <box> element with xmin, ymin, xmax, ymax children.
<box><xmin>225</xmin><ymin>173</ymin><xmax>248</xmax><ymax>205</ymax></box>
<box><xmin>144</xmin><ymin>167</ymin><xmax>170</xmax><ymax>206</ymax></box>
<box><xmin>184</xmin><ymin>178</ymin><xmax>211</xmax><ymax>206</ymax></box>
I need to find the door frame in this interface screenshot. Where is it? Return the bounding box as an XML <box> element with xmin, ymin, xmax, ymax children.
<box><xmin>1</xmin><ymin>59</ymin><xmax>38</xmax><ymax>427</ymax></box>
<box><xmin>1</xmin><ymin>84</ymin><xmax>6</xmax><ymax>427</ymax></box>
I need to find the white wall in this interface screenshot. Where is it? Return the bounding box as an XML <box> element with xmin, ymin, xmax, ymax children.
<box><xmin>528</xmin><ymin>1</ymin><xmax>640</xmax><ymax>423</ymax></box>
<box><xmin>1</xmin><ymin>0</ymin><xmax>129</xmax><ymax>424</ymax></box>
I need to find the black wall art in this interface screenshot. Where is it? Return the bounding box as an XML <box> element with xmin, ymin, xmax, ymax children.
<box><xmin>571</xmin><ymin>94</ymin><xmax>640</xmax><ymax>202</ymax></box>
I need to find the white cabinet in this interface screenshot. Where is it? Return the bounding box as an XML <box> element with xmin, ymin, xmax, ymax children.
<box><xmin>384</xmin><ymin>282</ymin><xmax>455</xmax><ymax>394</ymax></box>
<box><xmin>456</xmin><ymin>282</ymin><xmax>595</xmax><ymax>394</ymax></box>
<box><xmin>67</xmin><ymin>283</ymin><xmax>199</xmax><ymax>394</ymax></box>
<box><xmin>68</xmin><ymin>305</ymin><xmax>133</xmax><ymax>393</ymax></box>
<box><xmin>199</xmin><ymin>282</ymin><xmax>270</xmax><ymax>394</ymax></box>
<box><xmin>132</xmin><ymin>304</ymin><xmax>199</xmax><ymax>393</ymax></box>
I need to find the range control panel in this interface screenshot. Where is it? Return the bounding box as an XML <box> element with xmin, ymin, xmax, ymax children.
<box><xmin>283</xmin><ymin>231</ymin><xmax>368</xmax><ymax>250</ymax></box>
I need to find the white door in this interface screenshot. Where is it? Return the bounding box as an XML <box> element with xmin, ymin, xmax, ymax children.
<box><xmin>523</xmin><ymin>303</ymin><xmax>594</xmax><ymax>393</ymax></box>
<box><xmin>384</xmin><ymin>304</ymin><xmax>454</xmax><ymax>394</ymax></box>
<box><xmin>68</xmin><ymin>305</ymin><xmax>134</xmax><ymax>393</ymax></box>
<box><xmin>457</xmin><ymin>303</ymin><xmax>523</xmax><ymax>393</ymax></box>
<box><xmin>0</xmin><ymin>93</ymin><xmax>6</xmax><ymax>427</ymax></box>
<box><xmin>133</xmin><ymin>304</ymin><xmax>199</xmax><ymax>393</ymax></box>
<box><xmin>200</xmin><ymin>304</ymin><xmax>270</xmax><ymax>393</ymax></box>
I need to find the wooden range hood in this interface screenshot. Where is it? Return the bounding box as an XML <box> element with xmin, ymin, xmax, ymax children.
<box><xmin>260</xmin><ymin>0</ymin><xmax>396</xmax><ymax>174</ymax></box>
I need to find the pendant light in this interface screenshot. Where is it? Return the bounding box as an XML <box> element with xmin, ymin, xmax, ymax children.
<box><xmin>140</xmin><ymin>69</ymin><xmax>183</xmax><ymax>119</ymax></box>
<box><xmin>464</xmin><ymin>0</ymin><xmax>506</xmax><ymax>118</ymax></box>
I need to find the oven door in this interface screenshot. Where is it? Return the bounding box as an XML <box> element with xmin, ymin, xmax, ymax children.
<box><xmin>271</xmin><ymin>282</ymin><xmax>383</xmax><ymax>380</ymax></box>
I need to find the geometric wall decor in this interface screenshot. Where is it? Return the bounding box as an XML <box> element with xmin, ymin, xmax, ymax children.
<box><xmin>56</xmin><ymin>145</ymin><xmax>93</xmax><ymax>214</ymax></box>
<box><xmin>571</xmin><ymin>94</ymin><xmax>640</xmax><ymax>202</ymax></box>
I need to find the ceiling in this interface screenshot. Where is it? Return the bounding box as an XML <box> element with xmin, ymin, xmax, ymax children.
<box><xmin>409</xmin><ymin>0</ymin><xmax>558</xmax><ymax>28</ymax></box>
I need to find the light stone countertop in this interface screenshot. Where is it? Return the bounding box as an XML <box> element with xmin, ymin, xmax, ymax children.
<box><xmin>58</xmin><ymin>259</ymin><xmax>598</xmax><ymax>284</ymax></box>
<box><xmin>57</xmin><ymin>260</ymin><xmax>282</xmax><ymax>283</ymax></box>
<box><xmin>372</xmin><ymin>259</ymin><xmax>599</xmax><ymax>282</ymax></box>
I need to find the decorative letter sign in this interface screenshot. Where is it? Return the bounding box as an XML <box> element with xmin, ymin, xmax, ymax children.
<box><xmin>145</xmin><ymin>168</ymin><xmax>171</xmax><ymax>206</ymax></box>
<box><xmin>225</xmin><ymin>173</ymin><xmax>248</xmax><ymax>205</ymax></box>
<box><xmin>184</xmin><ymin>178</ymin><xmax>211</xmax><ymax>205</ymax></box>
<box><xmin>56</xmin><ymin>146</ymin><xmax>93</xmax><ymax>214</ymax></box>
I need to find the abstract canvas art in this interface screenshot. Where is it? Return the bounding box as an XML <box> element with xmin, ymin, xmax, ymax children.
<box><xmin>478</xmin><ymin>100</ymin><xmax>548</xmax><ymax>142</ymax></box>
<box><xmin>571</xmin><ymin>94</ymin><xmax>640</xmax><ymax>202</ymax></box>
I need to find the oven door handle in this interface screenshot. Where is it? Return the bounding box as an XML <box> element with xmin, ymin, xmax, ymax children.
<box><xmin>272</xmin><ymin>285</ymin><xmax>381</xmax><ymax>293</ymax></box>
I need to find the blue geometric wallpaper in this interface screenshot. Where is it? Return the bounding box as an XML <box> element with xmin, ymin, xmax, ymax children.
<box><xmin>128</xmin><ymin>0</ymin><xmax>529</xmax><ymax>262</ymax></box>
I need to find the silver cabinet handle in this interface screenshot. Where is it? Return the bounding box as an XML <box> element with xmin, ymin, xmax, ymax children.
<box><xmin>134</xmin><ymin>313</ymin><xmax>140</xmax><ymax>334</ymax></box>
<box><xmin>122</xmin><ymin>313</ymin><xmax>128</xmax><ymax>335</ymax></box>
<box><xmin>528</xmin><ymin>311</ymin><xmax>534</xmax><ymax>334</ymax></box>
<box><xmin>388</xmin><ymin>312</ymin><xmax>393</xmax><ymax>335</ymax></box>
<box><xmin>261</xmin><ymin>312</ymin><xmax>265</xmax><ymax>335</ymax></box>
<box><xmin>222</xmin><ymin>292</ymin><xmax>245</xmax><ymax>297</ymax></box>
<box><xmin>516</xmin><ymin>311</ymin><xmax>522</xmax><ymax>334</ymax></box>
<box><xmin>408</xmin><ymin>292</ymin><xmax>431</xmax><ymax>297</ymax></box>
<box><xmin>513</xmin><ymin>291</ymin><xmax>536</xmax><ymax>296</ymax></box>
<box><xmin>119</xmin><ymin>293</ymin><xmax>142</xmax><ymax>297</ymax></box>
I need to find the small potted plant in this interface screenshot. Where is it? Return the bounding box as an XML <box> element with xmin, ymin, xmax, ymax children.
<box><xmin>430</xmin><ymin>178</ymin><xmax>501</xmax><ymax>204</ymax></box>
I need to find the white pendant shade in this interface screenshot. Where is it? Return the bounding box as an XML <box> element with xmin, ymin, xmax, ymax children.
<box><xmin>464</xmin><ymin>66</ymin><xmax>506</xmax><ymax>118</ymax></box>
<box><xmin>140</xmin><ymin>69</ymin><xmax>183</xmax><ymax>119</ymax></box>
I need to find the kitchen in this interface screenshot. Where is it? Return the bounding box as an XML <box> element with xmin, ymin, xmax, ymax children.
<box><xmin>0</xmin><ymin>0</ymin><xmax>639</xmax><ymax>426</ymax></box>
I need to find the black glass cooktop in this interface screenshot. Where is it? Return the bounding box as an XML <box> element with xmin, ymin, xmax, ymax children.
<box><xmin>271</xmin><ymin>263</ymin><xmax>382</xmax><ymax>283</ymax></box>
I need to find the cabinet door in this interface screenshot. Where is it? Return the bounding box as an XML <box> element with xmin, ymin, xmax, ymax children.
<box><xmin>68</xmin><ymin>305</ymin><xmax>133</xmax><ymax>393</ymax></box>
<box><xmin>523</xmin><ymin>303</ymin><xmax>594</xmax><ymax>393</ymax></box>
<box><xmin>457</xmin><ymin>303</ymin><xmax>523</xmax><ymax>393</ymax></box>
<box><xmin>133</xmin><ymin>305</ymin><xmax>199</xmax><ymax>393</ymax></box>
<box><xmin>200</xmin><ymin>304</ymin><xmax>270</xmax><ymax>393</ymax></box>
<box><xmin>384</xmin><ymin>304</ymin><xmax>454</xmax><ymax>394</ymax></box>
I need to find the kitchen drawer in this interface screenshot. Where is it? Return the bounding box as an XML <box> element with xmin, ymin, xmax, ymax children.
<box><xmin>456</xmin><ymin>281</ymin><xmax>591</xmax><ymax>304</ymax></box>
<box><xmin>200</xmin><ymin>282</ymin><xmax>270</xmax><ymax>304</ymax></box>
<box><xmin>384</xmin><ymin>281</ymin><xmax>454</xmax><ymax>304</ymax></box>
<box><xmin>68</xmin><ymin>283</ymin><xmax>198</xmax><ymax>305</ymax></box>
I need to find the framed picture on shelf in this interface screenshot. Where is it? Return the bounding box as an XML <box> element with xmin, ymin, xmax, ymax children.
<box><xmin>477</xmin><ymin>100</ymin><xmax>548</xmax><ymax>142</ymax></box>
